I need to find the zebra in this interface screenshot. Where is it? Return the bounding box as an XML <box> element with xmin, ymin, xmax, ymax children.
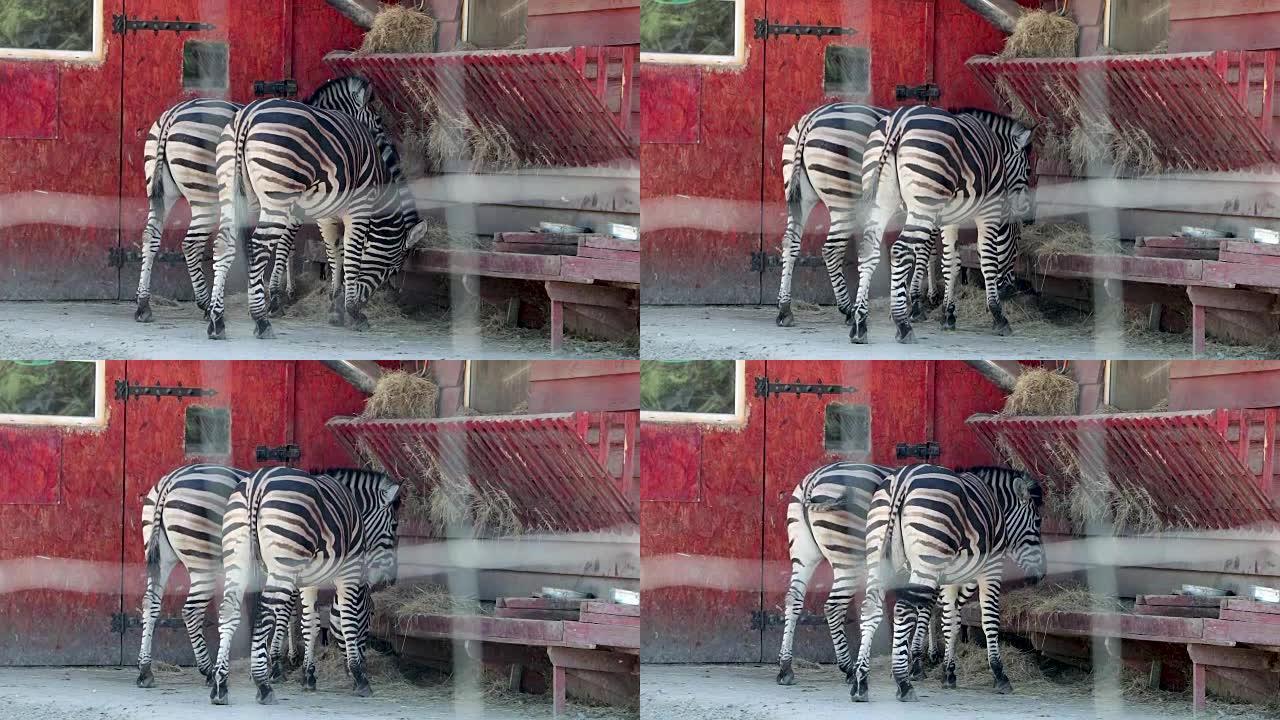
<box><xmin>855</xmin><ymin>106</ymin><xmax>1034</xmax><ymax>344</ymax></box>
<box><xmin>134</xmin><ymin>77</ymin><xmax>381</xmax><ymax>324</ymax></box>
<box><xmin>851</xmin><ymin>464</ymin><xmax>1044</xmax><ymax>703</ymax></box>
<box><xmin>207</xmin><ymin>90</ymin><xmax>426</xmax><ymax>340</ymax></box>
<box><xmin>210</xmin><ymin>466</ymin><xmax>401</xmax><ymax>705</ymax></box>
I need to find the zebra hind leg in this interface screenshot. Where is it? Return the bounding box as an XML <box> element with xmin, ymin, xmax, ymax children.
<box><xmin>136</xmin><ymin>532</ymin><xmax>179</xmax><ymax>688</ymax></box>
<box><xmin>850</xmin><ymin>579</ymin><xmax>885</xmax><ymax>701</ymax></box>
<box><xmin>777</xmin><ymin>500</ymin><xmax>821</xmax><ymax>685</ymax></box>
<box><xmin>893</xmin><ymin>580</ymin><xmax>939</xmax><ymax>701</ymax></box>
<box><xmin>183</xmin><ymin>570</ymin><xmax>218</xmax><ymax>686</ymax></box>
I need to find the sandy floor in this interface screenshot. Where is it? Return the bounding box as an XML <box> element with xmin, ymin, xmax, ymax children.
<box><xmin>0</xmin><ymin>665</ymin><xmax>635</xmax><ymax>720</ymax></box>
<box><xmin>640</xmin><ymin>662</ymin><xmax>1273</xmax><ymax>720</ymax></box>
<box><xmin>0</xmin><ymin>297</ymin><xmax>636</xmax><ymax>360</ymax></box>
<box><xmin>640</xmin><ymin>298</ymin><xmax>1276</xmax><ymax>360</ymax></box>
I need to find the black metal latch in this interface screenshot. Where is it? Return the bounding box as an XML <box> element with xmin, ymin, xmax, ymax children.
<box><xmin>896</xmin><ymin>83</ymin><xmax>942</xmax><ymax>105</ymax></box>
<box><xmin>755</xmin><ymin>377</ymin><xmax>858</xmax><ymax>399</ymax></box>
<box><xmin>754</xmin><ymin>19</ymin><xmax>858</xmax><ymax>40</ymax></box>
<box><xmin>254</xmin><ymin>79</ymin><xmax>298</xmax><ymax>97</ymax></box>
<box><xmin>115</xmin><ymin>380</ymin><xmax>218</xmax><ymax>401</ymax></box>
<box><xmin>112</xmin><ymin>15</ymin><xmax>215</xmax><ymax>35</ymax></box>
<box><xmin>256</xmin><ymin>444</ymin><xmax>301</xmax><ymax>463</ymax></box>
<box><xmin>896</xmin><ymin>441</ymin><xmax>941</xmax><ymax>460</ymax></box>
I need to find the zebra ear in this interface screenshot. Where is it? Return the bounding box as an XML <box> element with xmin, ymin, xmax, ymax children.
<box><xmin>1013</xmin><ymin>125</ymin><xmax>1034</xmax><ymax>151</ymax></box>
<box><xmin>383</xmin><ymin>484</ymin><xmax>401</xmax><ymax>506</ymax></box>
<box><xmin>407</xmin><ymin>221</ymin><xmax>430</xmax><ymax>249</ymax></box>
<box><xmin>1015</xmin><ymin>475</ymin><xmax>1034</xmax><ymax>502</ymax></box>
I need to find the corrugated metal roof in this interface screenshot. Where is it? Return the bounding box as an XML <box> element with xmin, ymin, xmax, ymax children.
<box><xmin>967</xmin><ymin>51</ymin><xmax>1278</xmax><ymax>173</ymax></box>
<box><xmin>967</xmin><ymin>409</ymin><xmax>1280</xmax><ymax>531</ymax></box>
<box><xmin>327</xmin><ymin>412</ymin><xmax>638</xmax><ymax>535</ymax></box>
<box><xmin>325</xmin><ymin>47</ymin><xmax>637</xmax><ymax>169</ymax></box>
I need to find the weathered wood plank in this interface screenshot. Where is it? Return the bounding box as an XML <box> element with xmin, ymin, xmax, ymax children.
<box><xmin>579</xmin><ymin>235</ymin><xmax>639</xmax><ymax>252</ymax></box>
<box><xmin>494</xmin><ymin>241</ymin><xmax>578</xmax><ymax>256</ymax></box>
<box><xmin>1135</xmin><ymin>247</ymin><xmax>1219</xmax><ymax>261</ymax></box>
<box><xmin>1205</xmin><ymin>618</ymin><xmax>1280</xmax><ymax>645</ymax></box>
<box><xmin>1185</xmin><ymin>643</ymin><xmax>1278</xmax><ymax>671</ymax></box>
<box><xmin>1139</xmin><ymin>237</ymin><xmax>1225</xmax><ymax>250</ymax></box>
<box><xmin>1134</xmin><ymin>605</ymin><xmax>1220</xmax><ymax>618</ymax></box>
<box><xmin>563</xmin><ymin>621</ymin><xmax>640</xmax><ymax>649</ymax></box>
<box><xmin>494</xmin><ymin>607</ymin><xmax>581</xmax><ymax>621</ymax></box>
<box><xmin>1222</xmin><ymin>241</ymin><xmax>1280</xmax><ymax>257</ymax></box>
<box><xmin>546</xmin><ymin>646</ymin><xmax>639</xmax><ymax>674</ymax></box>
<box><xmin>499</xmin><ymin>597</ymin><xmax>584</xmax><ymax>611</ymax></box>
<box><xmin>582</xmin><ymin>601</ymin><xmax>640</xmax><ymax>617</ymax></box>
<box><xmin>1219</xmin><ymin>609</ymin><xmax>1280</xmax><ymax>625</ymax></box>
<box><xmin>580</xmin><ymin>611</ymin><xmax>640</xmax><ymax>627</ymax></box>
<box><xmin>562</xmin><ymin>256</ymin><xmax>640</xmax><ymax>284</ymax></box>
<box><xmin>1219</xmin><ymin>250</ymin><xmax>1280</xmax><ymax>268</ymax></box>
<box><xmin>544</xmin><ymin>280</ymin><xmax>637</xmax><ymax>309</ymax></box>
<box><xmin>1203</xmin><ymin>261</ymin><xmax>1280</xmax><ymax>288</ymax></box>
<box><xmin>495</xmin><ymin>232</ymin><xmax>583</xmax><ymax>246</ymax></box>
<box><xmin>408</xmin><ymin>249</ymin><xmax>562</xmax><ymax>280</ymax></box>
<box><xmin>1221</xmin><ymin>598</ymin><xmax>1280</xmax><ymax>615</ymax></box>
<box><xmin>387</xmin><ymin>613</ymin><xmax>566</xmax><ymax>644</ymax></box>
<box><xmin>1139</xmin><ymin>594</ymin><xmax>1224</xmax><ymax>608</ymax></box>
<box><xmin>1186</xmin><ymin>285</ymin><xmax>1277</xmax><ymax>312</ymax></box>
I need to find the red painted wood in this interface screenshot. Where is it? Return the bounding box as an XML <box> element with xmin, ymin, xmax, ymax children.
<box><xmin>581</xmin><ymin>235</ymin><xmax>639</xmax><ymax>252</ymax></box>
<box><xmin>544</xmin><ymin>281</ymin><xmax>636</xmax><ymax>309</ymax></box>
<box><xmin>499</xmin><ymin>597</ymin><xmax>581</xmax><ymax>610</ymax></box>
<box><xmin>494</xmin><ymin>608</ymin><xmax>581</xmax><ymax>620</ymax></box>
<box><xmin>639</xmin><ymin>66</ymin><xmax>700</xmax><ymax>144</ymax></box>
<box><xmin>528</xmin><ymin>373</ymin><xmax>639</xmax><ymax>413</ymax></box>
<box><xmin>583</xmin><ymin>601</ymin><xmax>639</xmax><ymax>617</ymax></box>
<box><xmin>0</xmin><ymin>431</ymin><xmax>62</xmax><ymax>504</ymax></box>
<box><xmin>387</xmin><ymin>614</ymin><xmax>567</xmax><ymax>644</ymax></box>
<box><xmin>1134</xmin><ymin>605</ymin><xmax>1220</xmax><ymax>618</ymax></box>
<box><xmin>577</xmin><ymin>245</ymin><xmax>640</xmax><ymax>262</ymax></box>
<box><xmin>1186</xmin><ymin>642</ymin><xmax>1277</xmax><ymax>670</ymax></box>
<box><xmin>0</xmin><ymin>65</ymin><xmax>58</xmax><ymax>139</ymax></box>
<box><xmin>1220</xmin><ymin>251</ymin><xmax>1280</xmax><ymax>267</ymax></box>
<box><xmin>1204</xmin><ymin>260</ymin><xmax>1280</xmax><ymax>288</ymax></box>
<box><xmin>291</xmin><ymin>0</ymin><xmax>368</xmax><ymax>96</ymax></box>
<box><xmin>1140</xmin><ymin>237</ymin><xmax>1224</xmax><ymax>250</ymax></box>
<box><xmin>1138</xmin><ymin>594</ymin><xmax>1225</xmax><ymax>607</ymax></box>
<box><xmin>1220</xmin><ymin>609</ymin><xmax>1280</xmax><ymax>625</ymax></box>
<box><xmin>546</xmin><ymin>645</ymin><xmax>638</xmax><ymax>673</ymax></box>
<box><xmin>0</xmin><ymin>0</ymin><xmax>124</xmax><ymax>300</ymax></box>
<box><xmin>553</xmin><ymin>664</ymin><xmax>567</xmax><ymax>714</ymax></box>
<box><xmin>562</xmin><ymin>256</ymin><xmax>641</xmax><ymax>283</ymax></box>
<box><xmin>579</xmin><ymin>611</ymin><xmax>640</xmax><ymax>627</ymax></box>
<box><xmin>1221</xmin><ymin>598</ymin><xmax>1280</xmax><ymax>614</ymax></box>
<box><xmin>1193</xmin><ymin>659</ymin><xmax>1207</xmax><ymax>710</ymax></box>
<box><xmin>933</xmin><ymin>361</ymin><xmax>1011</xmax><ymax>470</ymax></box>
<box><xmin>1171</xmin><ymin>12</ymin><xmax>1280</xmax><ymax>52</ymax></box>
<box><xmin>563</xmin><ymin>620</ymin><xmax>640</xmax><ymax>648</ymax></box>
<box><xmin>1205</xmin><ymin>618</ymin><xmax>1280</xmax><ymax>645</ymax></box>
<box><xmin>529</xmin><ymin>361</ymin><xmax>638</xmax><ymax>382</ymax></box>
<box><xmin>295</xmin><ymin>361</ymin><xmax>370</xmax><ymax>469</ymax></box>
<box><xmin>1192</xmin><ymin>303</ymin><xmax>1208</xmax><ymax>355</ymax></box>
<box><xmin>1222</xmin><ymin>241</ymin><xmax>1280</xmax><ymax>258</ymax></box>
<box><xmin>527</xmin><ymin>8</ymin><xmax>638</xmax><ymax>48</ymax></box>
<box><xmin>1187</xmin><ymin>286</ymin><xmax>1276</xmax><ymax>313</ymax></box>
<box><xmin>638</xmin><ymin>424</ymin><xmax>700</xmax><ymax>502</ymax></box>
<box><xmin>1136</xmin><ymin>247</ymin><xmax>1220</xmax><ymax>260</ymax></box>
<box><xmin>0</xmin><ymin>362</ymin><xmax>127</xmax><ymax>664</ymax></box>
<box><xmin>409</xmin><ymin>248</ymin><xmax>563</xmax><ymax>279</ymax></box>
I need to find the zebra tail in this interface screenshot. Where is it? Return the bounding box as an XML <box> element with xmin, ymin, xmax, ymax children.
<box><xmin>144</xmin><ymin>486</ymin><xmax>165</xmax><ymax>586</ymax></box>
<box><xmin>147</xmin><ymin>111</ymin><xmax>179</xmax><ymax>201</ymax></box>
<box><xmin>785</xmin><ymin>116</ymin><xmax>811</xmax><ymax>213</ymax></box>
<box><xmin>856</xmin><ymin>118</ymin><xmax>906</xmax><ymax>219</ymax></box>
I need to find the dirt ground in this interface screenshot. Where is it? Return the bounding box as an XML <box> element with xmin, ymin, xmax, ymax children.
<box><xmin>0</xmin><ymin>664</ymin><xmax>635</xmax><ymax>720</ymax></box>
<box><xmin>640</xmin><ymin>662</ymin><xmax>1275</xmax><ymax>720</ymax></box>
<box><xmin>0</xmin><ymin>295</ymin><xmax>636</xmax><ymax>359</ymax></box>
<box><xmin>640</xmin><ymin>297</ymin><xmax>1277</xmax><ymax>360</ymax></box>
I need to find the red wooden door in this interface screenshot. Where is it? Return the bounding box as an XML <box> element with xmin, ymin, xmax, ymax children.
<box><xmin>117</xmin><ymin>1</ymin><xmax>291</xmax><ymax>301</ymax></box>
<box><xmin>0</xmin><ymin>362</ymin><xmax>128</xmax><ymax>664</ymax></box>
<box><xmin>640</xmin><ymin>0</ymin><xmax>766</xmax><ymax>304</ymax></box>
<box><xmin>640</xmin><ymin>361</ymin><xmax>767</xmax><ymax>661</ymax></box>
<box><xmin>0</xmin><ymin>2</ymin><xmax>125</xmax><ymax>299</ymax></box>
<box><xmin>759</xmin><ymin>361</ymin><xmax>939</xmax><ymax>661</ymax></box>
<box><xmin>120</xmin><ymin>360</ymin><xmax>296</xmax><ymax>664</ymax></box>
<box><xmin>760</xmin><ymin>0</ymin><xmax>935</xmax><ymax>305</ymax></box>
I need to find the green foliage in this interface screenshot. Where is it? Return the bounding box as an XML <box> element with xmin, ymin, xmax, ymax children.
<box><xmin>0</xmin><ymin>0</ymin><xmax>93</xmax><ymax>52</ymax></box>
<box><xmin>640</xmin><ymin>0</ymin><xmax>735</xmax><ymax>55</ymax></box>
<box><xmin>0</xmin><ymin>361</ymin><xmax>96</xmax><ymax>417</ymax></box>
<box><xmin>641</xmin><ymin>361</ymin><xmax>736</xmax><ymax>414</ymax></box>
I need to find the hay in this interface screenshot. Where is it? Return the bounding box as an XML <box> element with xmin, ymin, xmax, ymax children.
<box><xmin>951</xmin><ymin>640</ymin><xmax>1044</xmax><ymax>684</ymax></box>
<box><xmin>152</xmin><ymin>660</ymin><xmax>184</xmax><ymax>674</ymax></box>
<box><xmin>1001</xmin><ymin>367</ymin><xmax>1079</xmax><ymax>416</ymax></box>
<box><xmin>374</xmin><ymin>583</ymin><xmax>487</xmax><ymax>619</ymax></box>
<box><xmin>1022</xmin><ymin>222</ymin><xmax>1127</xmax><ymax>261</ymax></box>
<box><xmin>413</xmin><ymin>218</ymin><xmax>492</xmax><ymax>250</ymax></box>
<box><xmin>1000</xmin><ymin>10</ymin><xmax>1078</xmax><ymax>59</ymax></box>
<box><xmin>402</xmin><ymin>442</ymin><xmax>524</xmax><ymax>537</ymax></box>
<box><xmin>1003</xmin><ymin>582</ymin><xmax>1128</xmax><ymax>622</ymax></box>
<box><xmin>399</xmin><ymin>78</ymin><xmax>533</xmax><ymax>173</ymax></box>
<box><xmin>360</xmin><ymin>370</ymin><xmax>440</xmax><ymax>420</ymax></box>
<box><xmin>357</xmin><ymin>4</ymin><xmax>437</xmax><ymax>54</ymax></box>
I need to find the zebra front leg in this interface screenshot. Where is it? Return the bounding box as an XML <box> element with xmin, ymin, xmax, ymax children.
<box><xmin>246</xmin><ymin>210</ymin><xmax>294</xmax><ymax>339</ymax></box>
<box><xmin>319</xmin><ymin>219</ymin><xmax>345</xmax><ymax>326</ymax></box>
<box><xmin>341</xmin><ymin>217</ymin><xmax>374</xmax><ymax>332</ymax></box>
<box><xmin>136</xmin><ymin>534</ymin><xmax>179</xmax><ymax>688</ymax></box>
<box><xmin>182</xmin><ymin>570</ymin><xmax>218</xmax><ymax>686</ymax></box>
<box><xmin>299</xmin><ymin>587</ymin><xmax>320</xmax><ymax>691</ymax></box>
<box><xmin>909</xmin><ymin>599</ymin><xmax>933</xmax><ymax>681</ymax></box>
<box><xmin>977</xmin><ymin>574</ymin><xmax>1013</xmax><ymax>694</ymax></box>
<box><xmin>266</xmin><ymin>215</ymin><xmax>301</xmax><ymax>318</ymax></box>
<box><xmin>850</xmin><ymin>578</ymin><xmax>884</xmax><ymax>701</ymax></box>
<box><xmin>778</xmin><ymin>505</ymin><xmax>822</xmax><ymax>685</ymax></box>
<box><xmin>939</xmin><ymin>585</ymin><xmax>962</xmax><ymax>689</ymax></box>
<box><xmin>893</xmin><ymin>577</ymin><xmax>939</xmax><ymax>701</ymax></box>
<box><xmin>976</xmin><ymin>216</ymin><xmax>1013</xmax><ymax>337</ymax></box>
<box><xmin>335</xmin><ymin>580</ymin><xmax>373</xmax><ymax>696</ymax></box>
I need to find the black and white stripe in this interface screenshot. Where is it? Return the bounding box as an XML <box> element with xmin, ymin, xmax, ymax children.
<box><xmin>856</xmin><ymin>106</ymin><xmax>1033</xmax><ymax>344</ymax></box>
<box><xmin>210</xmin><ymin>466</ymin><xmax>400</xmax><ymax>705</ymax></box>
<box><xmin>851</xmin><ymin>464</ymin><xmax>1044</xmax><ymax>702</ymax></box>
<box><xmin>207</xmin><ymin>77</ymin><xmax>426</xmax><ymax>340</ymax></box>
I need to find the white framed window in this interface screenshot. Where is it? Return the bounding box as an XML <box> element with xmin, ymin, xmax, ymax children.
<box><xmin>0</xmin><ymin>0</ymin><xmax>104</xmax><ymax>62</ymax></box>
<box><xmin>461</xmin><ymin>0</ymin><xmax>528</xmax><ymax>49</ymax></box>
<box><xmin>0</xmin><ymin>360</ymin><xmax>106</xmax><ymax>427</ymax></box>
<box><xmin>1103</xmin><ymin>360</ymin><xmax>1171</xmax><ymax>412</ymax></box>
<box><xmin>640</xmin><ymin>360</ymin><xmax>745</xmax><ymax>425</ymax></box>
<box><xmin>463</xmin><ymin>360</ymin><xmax>531</xmax><ymax>414</ymax></box>
<box><xmin>641</xmin><ymin>0</ymin><xmax>745</xmax><ymax>66</ymax></box>
<box><xmin>1103</xmin><ymin>0</ymin><xmax>1169</xmax><ymax>54</ymax></box>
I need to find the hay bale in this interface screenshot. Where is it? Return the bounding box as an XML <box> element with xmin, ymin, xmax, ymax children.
<box><xmin>361</xmin><ymin>371</ymin><xmax>440</xmax><ymax>420</ymax></box>
<box><xmin>1000</xmin><ymin>10</ymin><xmax>1078</xmax><ymax>59</ymax></box>
<box><xmin>374</xmin><ymin>583</ymin><xmax>487</xmax><ymax>619</ymax></box>
<box><xmin>357</xmin><ymin>4</ymin><xmax>437</xmax><ymax>54</ymax></box>
<box><xmin>1022</xmin><ymin>222</ymin><xmax>1127</xmax><ymax>261</ymax></box>
<box><xmin>1001</xmin><ymin>367</ymin><xmax>1078</xmax><ymax>416</ymax></box>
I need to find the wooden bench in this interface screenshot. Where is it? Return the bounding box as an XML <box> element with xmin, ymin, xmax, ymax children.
<box><xmin>374</xmin><ymin>597</ymin><xmax>639</xmax><ymax>716</ymax></box>
<box><xmin>407</xmin><ymin>232</ymin><xmax>639</xmax><ymax>351</ymax></box>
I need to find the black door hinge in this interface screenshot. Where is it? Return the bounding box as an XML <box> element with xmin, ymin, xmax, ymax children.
<box><xmin>755</xmin><ymin>377</ymin><xmax>858</xmax><ymax>399</ymax></box>
<box><xmin>112</xmin><ymin>15</ymin><xmax>215</xmax><ymax>35</ymax></box>
<box><xmin>750</xmin><ymin>609</ymin><xmax>828</xmax><ymax>630</ymax></box>
<box><xmin>754</xmin><ymin>19</ymin><xmax>858</xmax><ymax>40</ymax></box>
<box><xmin>254</xmin><ymin>79</ymin><xmax>298</xmax><ymax>97</ymax></box>
<box><xmin>256</xmin><ymin>444</ymin><xmax>301</xmax><ymax>463</ymax></box>
<box><xmin>115</xmin><ymin>380</ymin><xmax>218</xmax><ymax>401</ymax></box>
<box><xmin>896</xmin><ymin>83</ymin><xmax>942</xmax><ymax>105</ymax></box>
<box><xmin>112</xmin><ymin>613</ymin><xmax>213</xmax><ymax>633</ymax></box>
<box><xmin>750</xmin><ymin>252</ymin><xmax>832</xmax><ymax>273</ymax></box>
<box><xmin>109</xmin><ymin>247</ymin><xmax>210</xmax><ymax>269</ymax></box>
<box><xmin>896</xmin><ymin>442</ymin><xmax>941</xmax><ymax>460</ymax></box>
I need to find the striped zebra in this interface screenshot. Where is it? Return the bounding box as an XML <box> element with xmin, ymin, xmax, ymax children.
<box><xmin>210</xmin><ymin>466</ymin><xmax>401</xmax><ymax>705</ymax></box>
<box><xmin>134</xmin><ymin>77</ymin><xmax>380</xmax><ymax>324</ymax></box>
<box><xmin>856</xmin><ymin>106</ymin><xmax>1034</xmax><ymax>344</ymax></box>
<box><xmin>208</xmin><ymin>90</ymin><xmax>426</xmax><ymax>340</ymax></box>
<box><xmin>851</xmin><ymin>464</ymin><xmax>1044</xmax><ymax>703</ymax></box>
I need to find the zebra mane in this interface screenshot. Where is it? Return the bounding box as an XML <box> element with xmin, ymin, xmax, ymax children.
<box><xmin>304</xmin><ymin>75</ymin><xmax>372</xmax><ymax>106</ymax></box>
<box><xmin>952</xmin><ymin>107</ymin><xmax>1034</xmax><ymax>149</ymax></box>
<box><xmin>958</xmin><ymin>465</ymin><xmax>1043</xmax><ymax>506</ymax></box>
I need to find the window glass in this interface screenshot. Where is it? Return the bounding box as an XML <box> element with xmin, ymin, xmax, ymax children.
<box><xmin>466</xmin><ymin>0</ymin><xmax>527</xmax><ymax>49</ymax></box>
<box><xmin>824</xmin><ymin>403</ymin><xmax>871</xmax><ymax>454</ymax></box>
<box><xmin>0</xmin><ymin>0</ymin><xmax>94</xmax><ymax>52</ymax></box>
<box><xmin>640</xmin><ymin>361</ymin><xmax>736</xmax><ymax>415</ymax></box>
<box><xmin>466</xmin><ymin>361</ymin><xmax>531</xmax><ymax>414</ymax></box>
<box><xmin>1107</xmin><ymin>0</ymin><xmax>1169</xmax><ymax>53</ymax></box>
<box><xmin>1107</xmin><ymin>361</ymin><xmax>1170</xmax><ymax>412</ymax></box>
<box><xmin>182</xmin><ymin>41</ymin><xmax>228</xmax><ymax>91</ymax></box>
<box><xmin>641</xmin><ymin>0</ymin><xmax>738</xmax><ymax>58</ymax></box>
<box><xmin>0</xmin><ymin>361</ymin><xmax>96</xmax><ymax>418</ymax></box>
<box><xmin>184</xmin><ymin>406</ymin><xmax>231</xmax><ymax>456</ymax></box>
<box><xmin>824</xmin><ymin>45</ymin><xmax>870</xmax><ymax>96</ymax></box>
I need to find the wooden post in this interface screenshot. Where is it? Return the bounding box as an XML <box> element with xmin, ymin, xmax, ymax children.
<box><xmin>1192</xmin><ymin>657</ymin><xmax>1206</xmax><ymax>711</ymax></box>
<box><xmin>553</xmin><ymin>664</ymin><xmax>567</xmax><ymax>716</ymax></box>
<box><xmin>1191</xmin><ymin>303</ymin><xmax>1206</xmax><ymax>356</ymax></box>
<box><xmin>550</xmin><ymin>299</ymin><xmax>564</xmax><ymax>352</ymax></box>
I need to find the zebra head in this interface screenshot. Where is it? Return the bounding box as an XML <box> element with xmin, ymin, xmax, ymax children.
<box><xmin>305</xmin><ymin>75</ymin><xmax>383</xmax><ymax>134</ymax></box>
<box><xmin>321</xmin><ymin>468</ymin><xmax>403</xmax><ymax>591</ymax></box>
<box><xmin>958</xmin><ymin>109</ymin><xmax>1036</xmax><ymax>224</ymax></box>
<box><xmin>964</xmin><ymin>466</ymin><xmax>1046</xmax><ymax>584</ymax></box>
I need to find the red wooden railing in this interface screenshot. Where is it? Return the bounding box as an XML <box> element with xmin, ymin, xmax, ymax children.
<box><xmin>571</xmin><ymin>46</ymin><xmax>637</xmax><ymax>138</ymax></box>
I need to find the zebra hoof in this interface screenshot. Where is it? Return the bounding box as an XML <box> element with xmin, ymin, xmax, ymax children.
<box><xmin>851</xmin><ymin>681</ymin><xmax>869</xmax><ymax>702</ymax></box>
<box><xmin>201</xmin><ymin>667</ymin><xmax>215</xmax><ymax>687</ymax></box>
<box><xmin>849</xmin><ymin>320</ymin><xmax>868</xmax><ymax>344</ymax></box>
<box><xmin>995</xmin><ymin>678</ymin><xmax>1013</xmax><ymax>694</ymax></box>
<box><xmin>210</xmin><ymin>678</ymin><xmax>229</xmax><ymax>705</ymax></box>
<box><xmin>136</xmin><ymin>665</ymin><xmax>155</xmax><ymax>688</ymax></box>
<box><xmin>207</xmin><ymin>316</ymin><xmax>225</xmax><ymax>340</ymax></box>
<box><xmin>776</xmin><ymin>306</ymin><xmax>794</xmax><ymax>327</ymax></box>
<box><xmin>910</xmin><ymin>658</ymin><xmax>925</xmax><ymax>681</ymax></box>
<box><xmin>940</xmin><ymin>314</ymin><xmax>956</xmax><ymax>331</ymax></box>
<box><xmin>992</xmin><ymin>320</ymin><xmax>1012</xmax><ymax>337</ymax></box>
<box><xmin>942</xmin><ymin>672</ymin><xmax>956</xmax><ymax>689</ymax></box>
<box><xmin>328</xmin><ymin>311</ymin><xmax>345</xmax><ymax>327</ymax></box>
<box><xmin>349</xmin><ymin>317</ymin><xmax>370</xmax><ymax>332</ymax></box>
<box><xmin>270</xmin><ymin>659</ymin><xmax>285</xmax><ymax>682</ymax></box>
<box><xmin>895</xmin><ymin>326</ymin><xmax>916</xmax><ymax>344</ymax></box>
<box><xmin>896</xmin><ymin>682</ymin><xmax>918</xmax><ymax>702</ymax></box>
<box><xmin>254</xmin><ymin>319</ymin><xmax>275</xmax><ymax>339</ymax></box>
<box><xmin>776</xmin><ymin>662</ymin><xmax>794</xmax><ymax>686</ymax></box>
<box><xmin>255</xmin><ymin>683</ymin><xmax>276</xmax><ymax>705</ymax></box>
<box><xmin>352</xmin><ymin>681</ymin><xmax>372</xmax><ymax>698</ymax></box>
<box><xmin>301</xmin><ymin>666</ymin><xmax>317</xmax><ymax>691</ymax></box>
<box><xmin>134</xmin><ymin>301</ymin><xmax>153</xmax><ymax>323</ymax></box>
